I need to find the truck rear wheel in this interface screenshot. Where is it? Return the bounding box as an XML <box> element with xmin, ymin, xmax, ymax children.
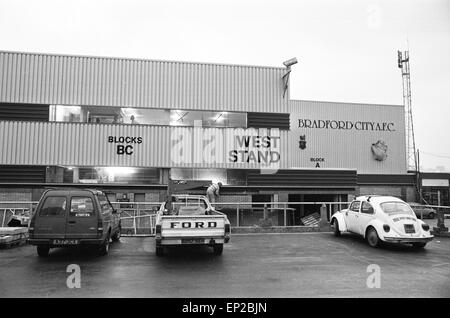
<box><xmin>37</xmin><ymin>245</ymin><xmax>50</xmax><ymax>257</ymax></box>
<box><xmin>112</xmin><ymin>226</ymin><xmax>121</xmax><ymax>242</ymax></box>
<box><xmin>99</xmin><ymin>233</ymin><xmax>110</xmax><ymax>256</ymax></box>
<box><xmin>213</xmin><ymin>244</ymin><xmax>223</xmax><ymax>255</ymax></box>
<box><xmin>156</xmin><ymin>245</ymin><xmax>164</xmax><ymax>256</ymax></box>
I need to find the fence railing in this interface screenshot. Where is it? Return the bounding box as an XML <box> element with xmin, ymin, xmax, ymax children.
<box><xmin>213</xmin><ymin>201</ymin><xmax>351</xmax><ymax>227</ymax></box>
<box><xmin>109</xmin><ymin>202</ymin><xmax>160</xmax><ymax>236</ymax></box>
<box><xmin>1</xmin><ymin>201</ymin><xmax>449</xmax><ymax>234</ymax></box>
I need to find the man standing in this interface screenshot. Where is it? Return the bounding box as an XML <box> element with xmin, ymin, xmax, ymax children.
<box><xmin>206</xmin><ymin>182</ymin><xmax>222</xmax><ymax>204</ymax></box>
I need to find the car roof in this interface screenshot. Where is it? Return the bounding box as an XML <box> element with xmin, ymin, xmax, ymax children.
<box><xmin>355</xmin><ymin>195</ymin><xmax>405</xmax><ymax>204</ymax></box>
<box><xmin>43</xmin><ymin>188</ymin><xmax>103</xmax><ymax>196</ymax></box>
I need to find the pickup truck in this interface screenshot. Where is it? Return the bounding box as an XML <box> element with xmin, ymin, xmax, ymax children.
<box><xmin>154</xmin><ymin>195</ymin><xmax>231</xmax><ymax>256</ymax></box>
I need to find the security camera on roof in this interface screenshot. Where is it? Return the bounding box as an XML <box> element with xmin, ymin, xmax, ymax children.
<box><xmin>283</xmin><ymin>57</ymin><xmax>298</xmax><ymax>67</ymax></box>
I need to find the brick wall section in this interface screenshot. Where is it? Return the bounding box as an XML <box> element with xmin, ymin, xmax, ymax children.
<box><xmin>357</xmin><ymin>186</ymin><xmax>417</xmax><ymax>202</ymax></box>
<box><xmin>0</xmin><ymin>189</ymin><xmax>33</xmax><ymax>210</ymax></box>
<box><xmin>215</xmin><ymin>195</ymin><xmax>252</xmax><ymax>208</ymax></box>
<box><xmin>0</xmin><ymin>189</ymin><xmax>32</xmax><ymax>202</ymax></box>
<box><xmin>145</xmin><ymin>192</ymin><xmax>162</xmax><ymax>203</ymax></box>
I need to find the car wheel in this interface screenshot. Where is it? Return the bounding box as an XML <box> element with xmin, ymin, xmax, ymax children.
<box><xmin>428</xmin><ymin>212</ymin><xmax>435</xmax><ymax>219</ymax></box>
<box><xmin>37</xmin><ymin>245</ymin><xmax>50</xmax><ymax>257</ymax></box>
<box><xmin>112</xmin><ymin>227</ymin><xmax>121</xmax><ymax>242</ymax></box>
<box><xmin>213</xmin><ymin>244</ymin><xmax>223</xmax><ymax>255</ymax></box>
<box><xmin>332</xmin><ymin>219</ymin><xmax>341</xmax><ymax>237</ymax></box>
<box><xmin>366</xmin><ymin>227</ymin><xmax>380</xmax><ymax>248</ymax></box>
<box><xmin>156</xmin><ymin>245</ymin><xmax>164</xmax><ymax>256</ymax></box>
<box><xmin>412</xmin><ymin>242</ymin><xmax>427</xmax><ymax>249</ymax></box>
<box><xmin>99</xmin><ymin>233</ymin><xmax>110</xmax><ymax>256</ymax></box>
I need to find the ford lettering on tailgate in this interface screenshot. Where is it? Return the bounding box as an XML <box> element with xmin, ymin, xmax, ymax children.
<box><xmin>170</xmin><ymin>221</ymin><xmax>217</xmax><ymax>228</ymax></box>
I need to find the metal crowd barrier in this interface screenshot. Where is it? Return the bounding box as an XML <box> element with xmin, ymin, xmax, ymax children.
<box><xmin>213</xmin><ymin>201</ymin><xmax>351</xmax><ymax>227</ymax></box>
<box><xmin>1</xmin><ymin>201</ymin><xmax>449</xmax><ymax>235</ymax></box>
<box><xmin>110</xmin><ymin>202</ymin><xmax>160</xmax><ymax>236</ymax></box>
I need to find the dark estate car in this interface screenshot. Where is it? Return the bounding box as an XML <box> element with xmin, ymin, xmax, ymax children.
<box><xmin>408</xmin><ymin>202</ymin><xmax>437</xmax><ymax>219</ymax></box>
<box><xmin>28</xmin><ymin>189</ymin><xmax>121</xmax><ymax>257</ymax></box>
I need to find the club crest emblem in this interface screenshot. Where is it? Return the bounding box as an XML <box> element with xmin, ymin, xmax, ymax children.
<box><xmin>298</xmin><ymin>135</ymin><xmax>306</xmax><ymax>150</ymax></box>
<box><xmin>371</xmin><ymin>140</ymin><xmax>388</xmax><ymax>161</ymax></box>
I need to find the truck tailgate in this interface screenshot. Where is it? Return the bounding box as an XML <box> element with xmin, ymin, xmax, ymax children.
<box><xmin>160</xmin><ymin>215</ymin><xmax>226</xmax><ymax>238</ymax></box>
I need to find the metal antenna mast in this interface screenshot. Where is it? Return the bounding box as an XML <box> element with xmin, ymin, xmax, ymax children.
<box><xmin>398</xmin><ymin>50</ymin><xmax>417</xmax><ymax>172</ymax></box>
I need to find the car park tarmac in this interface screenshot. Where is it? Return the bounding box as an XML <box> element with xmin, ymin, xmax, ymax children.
<box><xmin>0</xmin><ymin>232</ymin><xmax>449</xmax><ymax>298</ymax></box>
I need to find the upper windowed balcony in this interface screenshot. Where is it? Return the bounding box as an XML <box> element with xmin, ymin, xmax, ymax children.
<box><xmin>49</xmin><ymin>104</ymin><xmax>247</xmax><ymax>128</ymax></box>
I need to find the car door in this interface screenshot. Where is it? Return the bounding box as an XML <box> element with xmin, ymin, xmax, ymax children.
<box><xmin>97</xmin><ymin>193</ymin><xmax>117</xmax><ymax>232</ymax></box>
<box><xmin>33</xmin><ymin>195</ymin><xmax>67</xmax><ymax>239</ymax></box>
<box><xmin>65</xmin><ymin>195</ymin><xmax>98</xmax><ymax>239</ymax></box>
<box><xmin>346</xmin><ymin>201</ymin><xmax>361</xmax><ymax>233</ymax></box>
<box><xmin>358</xmin><ymin>201</ymin><xmax>375</xmax><ymax>235</ymax></box>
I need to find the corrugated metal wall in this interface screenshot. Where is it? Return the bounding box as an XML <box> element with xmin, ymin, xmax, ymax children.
<box><xmin>170</xmin><ymin>126</ymin><xmax>289</xmax><ymax>169</ymax></box>
<box><xmin>0</xmin><ymin>121</ymin><xmax>289</xmax><ymax>169</ymax></box>
<box><xmin>289</xmin><ymin>100</ymin><xmax>407</xmax><ymax>174</ymax></box>
<box><xmin>0</xmin><ymin>121</ymin><xmax>170</xmax><ymax>167</ymax></box>
<box><xmin>0</xmin><ymin>51</ymin><xmax>288</xmax><ymax>113</ymax></box>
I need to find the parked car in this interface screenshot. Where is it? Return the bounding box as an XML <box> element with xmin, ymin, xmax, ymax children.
<box><xmin>28</xmin><ymin>189</ymin><xmax>121</xmax><ymax>257</ymax></box>
<box><xmin>154</xmin><ymin>195</ymin><xmax>231</xmax><ymax>256</ymax></box>
<box><xmin>407</xmin><ymin>202</ymin><xmax>437</xmax><ymax>219</ymax></box>
<box><xmin>331</xmin><ymin>195</ymin><xmax>433</xmax><ymax>248</ymax></box>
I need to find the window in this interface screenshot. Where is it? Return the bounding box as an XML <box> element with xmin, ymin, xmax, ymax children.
<box><xmin>70</xmin><ymin>197</ymin><xmax>95</xmax><ymax>217</ymax></box>
<box><xmin>380</xmin><ymin>202</ymin><xmax>414</xmax><ymax>216</ymax></box>
<box><xmin>39</xmin><ymin>197</ymin><xmax>66</xmax><ymax>216</ymax></box>
<box><xmin>174</xmin><ymin>197</ymin><xmax>208</xmax><ymax>215</ymax></box>
<box><xmin>50</xmin><ymin>105</ymin><xmax>246</xmax><ymax>128</ymax></box>
<box><xmin>170</xmin><ymin>110</ymin><xmax>246</xmax><ymax>128</ymax></box>
<box><xmin>350</xmin><ymin>201</ymin><xmax>361</xmax><ymax>212</ymax></box>
<box><xmin>50</xmin><ymin>105</ymin><xmax>171</xmax><ymax>125</ymax></box>
<box><xmin>97</xmin><ymin>194</ymin><xmax>112</xmax><ymax>214</ymax></box>
<box><xmin>170</xmin><ymin>168</ymin><xmax>227</xmax><ymax>184</ymax></box>
<box><xmin>361</xmin><ymin>202</ymin><xmax>374</xmax><ymax>214</ymax></box>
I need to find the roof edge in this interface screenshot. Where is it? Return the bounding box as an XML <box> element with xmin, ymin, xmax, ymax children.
<box><xmin>0</xmin><ymin>49</ymin><xmax>286</xmax><ymax>71</ymax></box>
<box><xmin>290</xmin><ymin>99</ymin><xmax>403</xmax><ymax>108</ymax></box>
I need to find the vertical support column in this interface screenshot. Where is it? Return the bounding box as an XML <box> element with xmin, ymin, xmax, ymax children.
<box><xmin>319</xmin><ymin>204</ymin><xmax>330</xmax><ymax>229</ymax></box>
<box><xmin>433</xmin><ymin>190</ymin><xmax>449</xmax><ymax>235</ymax></box>
<box><xmin>73</xmin><ymin>168</ymin><xmax>79</xmax><ymax>183</ymax></box>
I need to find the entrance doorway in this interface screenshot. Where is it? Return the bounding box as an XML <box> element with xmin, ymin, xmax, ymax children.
<box><xmin>288</xmin><ymin>194</ymin><xmax>338</xmax><ymax>225</ymax></box>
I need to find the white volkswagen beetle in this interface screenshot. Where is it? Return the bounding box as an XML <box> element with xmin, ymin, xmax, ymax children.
<box><xmin>331</xmin><ymin>195</ymin><xmax>434</xmax><ymax>248</ymax></box>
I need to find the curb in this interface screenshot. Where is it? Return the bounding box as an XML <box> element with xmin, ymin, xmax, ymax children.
<box><xmin>431</xmin><ymin>231</ymin><xmax>450</xmax><ymax>237</ymax></box>
<box><xmin>231</xmin><ymin>225</ymin><xmax>332</xmax><ymax>234</ymax></box>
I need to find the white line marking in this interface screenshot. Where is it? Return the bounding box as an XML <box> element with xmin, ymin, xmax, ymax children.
<box><xmin>232</xmin><ymin>232</ymin><xmax>333</xmax><ymax>236</ymax></box>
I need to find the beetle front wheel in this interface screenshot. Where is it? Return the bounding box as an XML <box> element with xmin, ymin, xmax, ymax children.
<box><xmin>332</xmin><ymin>219</ymin><xmax>341</xmax><ymax>237</ymax></box>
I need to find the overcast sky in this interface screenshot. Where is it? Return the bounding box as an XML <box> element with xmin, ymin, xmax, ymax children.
<box><xmin>1</xmin><ymin>0</ymin><xmax>449</xmax><ymax>171</ymax></box>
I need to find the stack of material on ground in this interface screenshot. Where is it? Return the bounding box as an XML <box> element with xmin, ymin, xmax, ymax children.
<box><xmin>0</xmin><ymin>227</ymin><xmax>29</xmax><ymax>248</ymax></box>
<box><xmin>300</xmin><ymin>212</ymin><xmax>320</xmax><ymax>226</ymax></box>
